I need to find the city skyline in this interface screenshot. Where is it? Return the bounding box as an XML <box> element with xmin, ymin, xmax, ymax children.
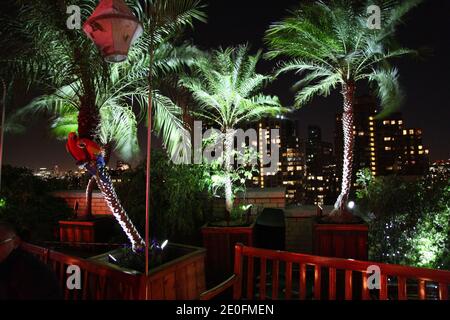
<box><xmin>3</xmin><ymin>0</ymin><xmax>450</xmax><ymax>171</ymax></box>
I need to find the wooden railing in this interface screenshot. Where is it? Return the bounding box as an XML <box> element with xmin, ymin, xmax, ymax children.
<box><xmin>201</xmin><ymin>244</ymin><xmax>450</xmax><ymax>300</ymax></box>
<box><xmin>21</xmin><ymin>242</ymin><xmax>141</xmax><ymax>300</ymax></box>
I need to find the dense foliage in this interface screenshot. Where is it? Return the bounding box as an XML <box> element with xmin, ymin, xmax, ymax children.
<box><xmin>356</xmin><ymin>169</ymin><xmax>450</xmax><ymax>269</ymax></box>
<box><xmin>0</xmin><ymin>165</ymin><xmax>72</xmax><ymax>241</ymax></box>
<box><xmin>116</xmin><ymin>151</ymin><xmax>210</xmax><ymax>245</ymax></box>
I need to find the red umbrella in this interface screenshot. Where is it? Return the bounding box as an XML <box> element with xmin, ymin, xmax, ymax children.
<box><xmin>83</xmin><ymin>0</ymin><xmax>143</xmax><ymax>63</ymax></box>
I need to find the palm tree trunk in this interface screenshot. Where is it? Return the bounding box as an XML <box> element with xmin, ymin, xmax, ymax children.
<box><xmin>77</xmin><ymin>96</ymin><xmax>99</xmax><ymax>140</ymax></box>
<box><xmin>95</xmin><ymin>166</ymin><xmax>145</xmax><ymax>251</ymax></box>
<box><xmin>334</xmin><ymin>82</ymin><xmax>356</xmax><ymax>213</ymax></box>
<box><xmin>223</xmin><ymin>129</ymin><xmax>235</xmax><ymax>221</ymax></box>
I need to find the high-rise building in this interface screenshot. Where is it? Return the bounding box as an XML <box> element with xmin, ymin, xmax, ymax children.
<box><xmin>305</xmin><ymin>126</ymin><xmax>338</xmax><ymax>205</ymax></box>
<box><xmin>335</xmin><ymin>95</ymin><xmax>430</xmax><ymax>187</ymax></box>
<box><xmin>249</xmin><ymin>118</ymin><xmax>306</xmax><ymax>204</ymax></box>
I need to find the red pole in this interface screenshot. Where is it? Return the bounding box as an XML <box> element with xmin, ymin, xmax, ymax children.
<box><xmin>0</xmin><ymin>79</ymin><xmax>6</xmax><ymax>192</ymax></box>
<box><xmin>145</xmin><ymin>28</ymin><xmax>155</xmax><ymax>299</ymax></box>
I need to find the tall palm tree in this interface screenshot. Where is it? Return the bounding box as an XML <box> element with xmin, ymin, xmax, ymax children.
<box><xmin>2</xmin><ymin>0</ymin><xmax>206</xmax><ymax>250</ymax></box>
<box><xmin>265</xmin><ymin>0</ymin><xmax>421</xmax><ymax>215</ymax></box>
<box><xmin>180</xmin><ymin>45</ymin><xmax>285</xmax><ymax>219</ymax></box>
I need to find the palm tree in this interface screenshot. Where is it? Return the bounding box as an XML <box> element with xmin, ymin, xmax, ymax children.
<box><xmin>180</xmin><ymin>45</ymin><xmax>286</xmax><ymax>219</ymax></box>
<box><xmin>2</xmin><ymin>0</ymin><xmax>206</xmax><ymax>250</ymax></box>
<box><xmin>265</xmin><ymin>0</ymin><xmax>421</xmax><ymax>215</ymax></box>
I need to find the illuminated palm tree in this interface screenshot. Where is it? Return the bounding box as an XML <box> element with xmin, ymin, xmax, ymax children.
<box><xmin>2</xmin><ymin>0</ymin><xmax>205</xmax><ymax>250</ymax></box>
<box><xmin>265</xmin><ymin>0</ymin><xmax>421</xmax><ymax>214</ymax></box>
<box><xmin>180</xmin><ymin>45</ymin><xmax>285</xmax><ymax>219</ymax></box>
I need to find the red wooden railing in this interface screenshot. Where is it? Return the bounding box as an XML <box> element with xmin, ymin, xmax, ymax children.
<box><xmin>201</xmin><ymin>244</ymin><xmax>450</xmax><ymax>300</ymax></box>
<box><xmin>21</xmin><ymin>242</ymin><xmax>141</xmax><ymax>300</ymax></box>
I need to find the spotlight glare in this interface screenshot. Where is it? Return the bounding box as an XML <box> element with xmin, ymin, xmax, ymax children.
<box><xmin>348</xmin><ymin>201</ymin><xmax>355</xmax><ymax>210</ymax></box>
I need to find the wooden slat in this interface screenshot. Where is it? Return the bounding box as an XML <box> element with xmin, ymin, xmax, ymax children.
<box><xmin>299</xmin><ymin>263</ymin><xmax>306</xmax><ymax>300</ymax></box>
<box><xmin>259</xmin><ymin>258</ymin><xmax>267</xmax><ymax>300</ymax></box>
<box><xmin>439</xmin><ymin>283</ymin><xmax>448</xmax><ymax>300</ymax></box>
<box><xmin>329</xmin><ymin>268</ymin><xmax>336</xmax><ymax>300</ymax></box>
<box><xmin>272</xmin><ymin>260</ymin><xmax>279</xmax><ymax>300</ymax></box>
<box><xmin>345</xmin><ymin>270</ymin><xmax>352</xmax><ymax>300</ymax></box>
<box><xmin>362</xmin><ymin>272</ymin><xmax>370</xmax><ymax>300</ymax></box>
<box><xmin>199</xmin><ymin>275</ymin><xmax>237</xmax><ymax>300</ymax></box>
<box><xmin>380</xmin><ymin>275</ymin><xmax>388</xmax><ymax>300</ymax></box>
<box><xmin>233</xmin><ymin>244</ymin><xmax>244</xmax><ymax>299</ymax></box>
<box><xmin>418</xmin><ymin>280</ymin><xmax>426</xmax><ymax>300</ymax></box>
<box><xmin>82</xmin><ymin>271</ymin><xmax>89</xmax><ymax>300</ymax></box>
<box><xmin>246</xmin><ymin>256</ymin><xmax>254</xmax><ymax>299</ymax></box>
<box><xmin>314</xmin><ymin>265</ymin><xmax>321</xmax><ymax>300</ymax></box>
<box><xmin>397</xmin><ymin>277</ymin><xmax>407</xmax><ymax>300</ymax></box>
<box><xmin>285</xmin><ymin>262</ymin><xmax>293</xmax><ymax>300</ymax></box>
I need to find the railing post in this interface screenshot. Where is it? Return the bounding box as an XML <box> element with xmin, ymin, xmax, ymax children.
<box><xmin>233</xmin><ymin>243</ymin><xmax>244</xmax><ymax>299</ymax></box>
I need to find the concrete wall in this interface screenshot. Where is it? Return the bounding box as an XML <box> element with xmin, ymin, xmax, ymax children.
<box><xmin>212</xmin><ymin>187</ymin><xmax>286</xmax><ymax>216</ymax></box>
<box><xmin>52</xmin><ymin>191</ymin><xmax>112</xmax><ymax>216</ymax></box>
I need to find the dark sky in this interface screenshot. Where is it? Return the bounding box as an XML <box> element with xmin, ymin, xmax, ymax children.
<box><xmin>3</xmin><ymin>0</ymin><xmax>449</xmax><ymax>170</ymax></box>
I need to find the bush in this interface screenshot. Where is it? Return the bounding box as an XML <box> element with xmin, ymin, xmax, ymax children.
<box><xmin>116</xmin><ymin>151</ymin><xmax>211</xmax><ymax>245</ymax></box>
<box><xmin>356</xmin><ymin>169</ymin><xmax>450</xmax><ymax>269</ymax></box>
<box><xmin>0</xmin><ymin>165</ymin><xmax>72</xmax><ymax>241</ymax></box>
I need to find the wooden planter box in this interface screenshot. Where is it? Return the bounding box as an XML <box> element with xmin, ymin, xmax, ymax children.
<box><xmin>22</xmin><ymin>242</ymin><xmax>206</xmax><ymax>300</ymax></box>
<box><xmin>59</xmin><ymin>216</ymin><xmax>114</xmax><ymax>243</ymax></box>
<box><xmin>90</xmin><ymin>243</ymin><xmax>206</xmax><ymax>300</ymax></box>
<box><xmin>313</xmin><ymin>223</ymin><xmax>369</xmax><ymax>260</ymax></box>
<box><xmin>201</xmin><ymin>222</ymin><xmax>255</xmax><ymax>285</ymax></box>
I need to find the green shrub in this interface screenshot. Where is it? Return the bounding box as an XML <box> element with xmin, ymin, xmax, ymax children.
<box><xmin>356</xmin><ymin>169</ymin><xmax>450</xmax><ymax>269</ymax></box>
<box><xmin>116</xmin><ymin>151</ymin><xmax>210</xmax><ymax>245</ymax></box>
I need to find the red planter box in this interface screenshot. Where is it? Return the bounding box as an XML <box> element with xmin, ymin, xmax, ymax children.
<box><xmin>201</xmin><ymin>222</ymin><xmax>254</xmax><ymax>285</ymax></box>
<box><xmin>313</xmin><ymin>224</ymin><xmax>369</xmax><ymax>260</ymax></box>
<box><xmin>59</xmin><ymin>217</ymin><xmax>114</xmax><ymax>243</ymax></box>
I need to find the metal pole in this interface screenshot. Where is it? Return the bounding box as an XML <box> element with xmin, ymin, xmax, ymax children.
<box><xmin>0</xmin><ymin>79</ymin><xmax>7</xmax><ymax>192</ymax></box>
<box><xmin>144</xmin><ymin>24</ymin><xmax>155</xmax><ymax>299</ymax></box>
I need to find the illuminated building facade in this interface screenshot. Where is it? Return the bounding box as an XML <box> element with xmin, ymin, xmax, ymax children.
<box><xmin>304</xmin><ymin>126</ymin><xmax>338</xmax><ymax>205</ymax></box>
<box><xmin>335</xmin><ymin>95</ymin><xmax>430</xmax><ymax>187</ymax></box>
<box><xmin>250</xmin><ymin>118</ymin><xmax>306</xmax><ymax>204</ymax></box>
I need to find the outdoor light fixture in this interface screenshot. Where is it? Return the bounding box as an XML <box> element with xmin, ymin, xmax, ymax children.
<box><xmin>161</xmin><ymin>240</ymin><xmax>168</xmax><ymax>250</ymax></box>
<box><xmin>347</xmin><ymin>201</ymin><xmax>355</xmax><ymax>210</ymax></box>
<box><xmin>83</xmin><ymin>0</ymin><xmax>143</xmax><ymax>63</ymax></box>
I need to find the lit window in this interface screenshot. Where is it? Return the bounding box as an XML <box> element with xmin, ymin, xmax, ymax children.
<box><xmin>370</xmin><ymin>143</ymin><xmax>375</xmax><ymax>147</ymax></box>
<box><xmin>409</xmin><ymin>129</ymin><xmax>414</xmax><ymax>135</ymax></box>
<box><xmin>384</xmin><ymin>137</ymin><xmax>392</xmax><ymax>141</ymax></box>
<box><xmin>383</xmin><ymin>120</ymin><xmax>389</xmax><ymax>125</ymax></box>
<box><xmin>403</xmin><ymin>130</ymin><xmax>407</xmax><ymax>135</ymax></box>
<box><xmin>371</xmin><ymin>157</ymin><xmax>376</xmax><ymax>161</ymax></box>
<box><xmin>419</xmin><ymin>150</ymin><xmax>424</xmax><ymax>155</ymax></box>
<box><xmin>418</xmin><ymin>145</ymin><xmax>423</xmax><ymax>150</ymax></box>
<box><xmin>398</xmin><ymin>120</ymin><xmax>403</xmax><ymax>125</ymax></box>
<box><xmin>370</xmin><ymin>127</ymin><xmax>374</xmax><ymax>131</ymax></box>
<box><xmin>391</xmin><ymin>120</ymin><xmax>396</xmax><ymax>125</ymax></box>
<box><xmin>410</xmin><ymin>151</ymin><xmax>415</xmax><ymax>155</ymax></box>
<box><xmin>385</xmin><ymin>147</ymin><xmax>392</xmax><ymax>151</ymax></box>
<box><xmin>358</xmin><ymin>131</ymin><xmax>365</xmax><ymax>136</ymax></box>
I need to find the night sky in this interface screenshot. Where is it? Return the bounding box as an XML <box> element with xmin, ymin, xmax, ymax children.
<box><xmin>3</xmin><ymin>0</ymin><xmax>449</xmax><ymax>171</ymax></box>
